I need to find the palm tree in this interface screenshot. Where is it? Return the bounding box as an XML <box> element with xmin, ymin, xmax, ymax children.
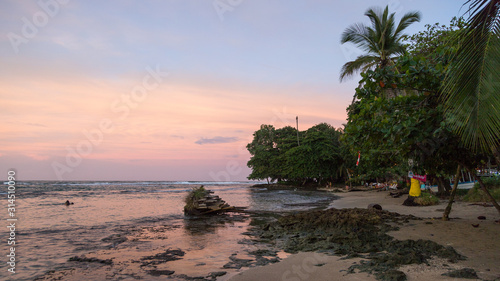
<box><xmin>340</xmin><ymin>5</ymin><xmax>421</xmax><ymax>81</ymax></box>
<box><xmin>441</xmin><ymin>0</ymin><xmax>500</xmax><ymax>152</ymax></box>
<box><xmin>441</xmin><ymin>0</ymin><xmax>500</xmax><ymax>215</ymax></box>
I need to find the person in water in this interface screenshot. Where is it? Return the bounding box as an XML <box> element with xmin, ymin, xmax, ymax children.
<box><xmin>64</xmin><ymin>200</ymin><xmax>74</xmax><ymax>206</ymax></box>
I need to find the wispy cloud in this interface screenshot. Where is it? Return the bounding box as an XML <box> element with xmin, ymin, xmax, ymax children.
<box><xmin>195</xmin><ymin>136</ymin><xmax>238</xmax><ymax>145</ymax></box>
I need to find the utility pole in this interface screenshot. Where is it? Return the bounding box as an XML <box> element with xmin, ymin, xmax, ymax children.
<box><xmin>296</xmin><ymin>116</ymin><xmax>300</xmax><ymax>146</ymax></box>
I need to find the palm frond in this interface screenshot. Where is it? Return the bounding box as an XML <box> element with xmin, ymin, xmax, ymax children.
<box><xmin>340</xmin><ymin>55</ymin><xmax>379</xmax><ymax>81</ymax></box>
<box><xmin>341</xmin><ymin>23</ymin><xmax>375</xmax><ymax>52</ymax></box>
<box><xmin>442</xmin><ymin>0</ymin><xmax>500</xmax><ymax>151</ymax></box>
<box><xmin>365</xmin><ymin>7</ymin><xmax>384</xmax><ymax>33</ymax></box>
<box><xmin>394</xmin><ymin>11</ymin><xmax>422</xmax><ymax>38</ymax></box>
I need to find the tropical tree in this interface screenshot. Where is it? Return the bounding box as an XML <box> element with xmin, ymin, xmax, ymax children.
<box><xmin>340</xmin><ymin>5</ymin><xmax>421</xmax><ymax>81</ymax></box>
<box><xmin>246</xmin><ymin>124</ymin><xmax>277</xmax><ymax>183</ymax></box>
<box><xmin>247</xmin><ymin>123</ymin><xmax>345</xmax><ymax>185</ymax></box>
<box><xmin>284</xmin><ymin>123</ymin><xmax>343</xmax><ymax>185</ymax></box>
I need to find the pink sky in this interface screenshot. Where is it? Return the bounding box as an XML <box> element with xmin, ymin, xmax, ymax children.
<box><xmin>0</xmin><ymin>0</ymin><xmax>466</xmax><ymax>180</ymax></box>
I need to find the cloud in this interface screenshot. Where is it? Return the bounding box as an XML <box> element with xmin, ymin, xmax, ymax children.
<box><xmin>25</xmin><ymin>123</ymin><xmax>47</xmax><ymax>127</ymax></box>
<box><xmin>195</xmin><ymin>136</ymin><xmax>238</xmax><ymax>145</ymax></box>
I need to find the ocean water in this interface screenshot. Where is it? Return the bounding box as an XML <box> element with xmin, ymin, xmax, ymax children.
<box><xmin>1</xmin><ymin>181</ymin><xmax>337</xmax><ymax>281</ymax></box>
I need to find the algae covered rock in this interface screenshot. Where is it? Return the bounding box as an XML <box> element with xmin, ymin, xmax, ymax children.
<box><xmin>184</xmin><ymin>186</ymin><xmax>233</xmax><ymax>215</ymax></box>
<box><xmin>257</xmin><ymin>208</ymin><xmax>465</xmax><ymax>281</ymax></box>
<box><xmin>442</xmin><ymin>268</ymin><xmax>478</xmax><ymax>279</ymax></box>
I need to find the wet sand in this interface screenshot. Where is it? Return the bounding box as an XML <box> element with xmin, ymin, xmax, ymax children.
<box><xmin>230</xmin><ymin>190</ymin><xmax>500</xmax><ymax>281</ymax></box>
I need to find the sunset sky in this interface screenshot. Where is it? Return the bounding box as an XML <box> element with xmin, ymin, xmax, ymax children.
<box><xmin>1</xmin><ymin>0</ymin><xmax>467</xmax><ymax>181</ymax></box>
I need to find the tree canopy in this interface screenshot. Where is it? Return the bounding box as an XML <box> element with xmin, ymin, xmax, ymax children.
<box><xmin>247</xmin><ymin>123</ymin><xmax>345</xmax><ymax>185</ymax></box>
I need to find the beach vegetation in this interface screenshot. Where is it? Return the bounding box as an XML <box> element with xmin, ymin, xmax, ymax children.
<box><xmin>414</xmin><ymin>192</ymin><xmax>440</xmax><ymax>206</ymax></box>
<box><xmin>341</xmin><ymin>16</ymin><xmax>492</xmax><ymax>195</ymax></box>
<box><xmin>184</xmin><ymin>186</ymin><xmax>207</xmax><ymax>211</ymax></box>
<box><xmin>247</xmin><ymin>123</ymin><xmax>345</xmax><ymax>185</ymax></box>
<box><xmin>463</xmin><ymin>176</ymin><xmax>500</xmax><ymax>202</ymax></box>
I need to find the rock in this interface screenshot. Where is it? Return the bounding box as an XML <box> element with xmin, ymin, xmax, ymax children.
<box><xmin>402</xmin><ymin>196</ymin><xmax>419</xmax><ymax>206</ymax></box>
<box><xmin>477</xmin><ymin>216</ymin><xmax>486</xmax><ymax>220</ymax></box>
<box><xmin>208</xmin><ymin>271</ymin><xmax>227</xmax><ymax>278</ymax></box>
<box><xmin>101</xmin><ymin>234</ymin><xmax>128</xmax><ymax>247</ymax></box>
<box><xmin>390</xmin><ymin>191</ymin><xmax>402</xmax><ymax>198</ymax></box>
<box><xmin>442</xmin><ymin>268</ymin><xmax>478</xmax><ymax>279</ymax></box>
<box><xmin>68</xmin><ymin>256</ymin><xmax>113</xmax><ymax>265</ymax></box>
<box><xmin>141</xmin><ymin>248</ymin><xmax>185</xmax><ymax>266</ymax></box>
<box><xmin>147</xmin><ymin>270</ymin><xmax>175</xmax><ymax>276</ymax></box>
<box><xmin>184</xmin><ymin>186</ymin><xmax>234</xmax><ymax>215</ymax></box>
<box><xmin>368</xmin><ymin>203</ymin><xmax>382</xmax><ymax>210</ymax></box>
<box><xmin>222</xmin><ymin>262</ymin><xmax>242</xmax><ymax>269</ymax></box>
<box><xmin>257</xmin><ymin>208</ymin><xmax>464</xmax><ymax>280</ymax></box>
<box><xmin>376</xmin><ymin>269</ymin><xmax>407</xmax><ymax>281</ymax></box>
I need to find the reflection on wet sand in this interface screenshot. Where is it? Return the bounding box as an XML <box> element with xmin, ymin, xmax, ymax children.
<box><xmin>21</xmin><ymin>182</ymin><xmax>336</xmax><ymax>281</ymax></box>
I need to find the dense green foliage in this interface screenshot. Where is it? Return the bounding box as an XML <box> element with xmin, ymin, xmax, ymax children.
<box><xmin>184</xmin><ymin>186</ymin><xmax>207</xmax><ymax>210</ymax></box>
<box><xmin>463</xmin><ymin>176</ymin><xmax>500</xmax><ymax>202</ymax></box>
<box><xmin>247</xmin><ymin>123</ymin><xmax>344</xmax><ymax>185</ymax></box>
<box><xmin>341</xmin><ymin>18</ymin><xmax>486</xmax><ymax>192</ymax></box>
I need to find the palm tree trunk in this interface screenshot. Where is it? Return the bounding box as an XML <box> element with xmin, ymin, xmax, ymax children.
<box><xmin>465</xmin><ymin>166</ymin><xmax>500</xmax><ymax>215</ymax></box>
<box><xmin>442</xmin><ymin>165</ymin><xmax>461</xmax><ymax>221</ymax></box>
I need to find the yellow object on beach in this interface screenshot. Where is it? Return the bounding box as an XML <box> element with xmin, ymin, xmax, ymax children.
<box><xmin>409</xmin><ymin>178</ymin><xmax>421</xmax><ymax>197</ymax></box>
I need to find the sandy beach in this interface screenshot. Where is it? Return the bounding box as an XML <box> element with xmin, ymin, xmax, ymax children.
<box><xmin>230</xmin><ymin>190</ymin><xmax>500</xmax><ymax>281</ymax></box>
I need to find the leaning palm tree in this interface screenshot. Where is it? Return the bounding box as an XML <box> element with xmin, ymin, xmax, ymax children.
<box><xmin>340</xmin><ymin>5</ymin><xmax>421</xmax><ymax>81</ymax></box>
<box><xmin>441</xmin><ymin>0</ymin><xmax>500</xmax><ymax>215</ymax></box>
<box><xmin>441</xmin><ymin>0</ymin><xmax>500</xmax><ymax>153</ymax></box>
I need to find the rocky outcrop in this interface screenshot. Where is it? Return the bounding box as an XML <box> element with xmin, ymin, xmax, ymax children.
<box><xmin>184</xmin><ymin>186</ymin><xmax>233</xmax><ymax>215</ymax></box>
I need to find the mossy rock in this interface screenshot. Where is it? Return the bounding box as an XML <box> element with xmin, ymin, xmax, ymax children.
<box><xmin>442</xmin><ymin>268</ymin><xmax>478</xmax><ymax>279</ymax></box>
<box><xmin>258</xmin><ymin>208</ymin><xmax>464</xmax><ymax>280</ymax></box>
<box><xmin>376</xmin><ymin>269</ymin><xmax>406</xmax><ymax>281</ymax></box>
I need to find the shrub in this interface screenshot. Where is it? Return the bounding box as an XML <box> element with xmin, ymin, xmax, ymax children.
<box><xmin>476</xmin><ymin>176</ymin><xmax>500</xmax><ymax>189</ymax></box>
<box><xmin>184</xmin><ymin>185</ymin><xmax>207</xmax><ymax>210</ymax></box>
<box><xmin>455</xmin><ymin>189</ymin><xmax>470</xmax><ymax>196</ymax></box>
<box><xmin>463</xmin><ymin>178</ymin><xmax>500</xmax><ymax>202</ymax></box>
<box><xmin>414</xmin><ymin>192</ymin><xmax>440</xmax><ymax>206</ymax></box>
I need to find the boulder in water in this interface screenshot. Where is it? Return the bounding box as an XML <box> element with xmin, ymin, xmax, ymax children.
<box><xmin>184</xmin><ymin>186</ymin><xmax>233</xmax><ymax>215</ymax></box>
